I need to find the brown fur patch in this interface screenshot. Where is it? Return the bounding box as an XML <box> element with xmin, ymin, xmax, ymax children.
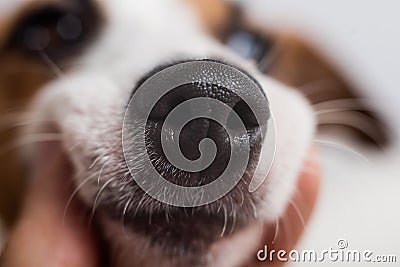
<box><xmin>185</xmin><ymin>0</ymin><xmax>239</xmax><ymax>38</ymax></box>
<box><xmin>265</xmin><ymin>35</ymin><xmax>389</xmax><ymax>146</ymax></box>
<box><xmin>0</xmin><ymin>0</ymin><xmax>104</xmax><ymax>226</ymax></box>
<box><xmin>0</xmin><ymin>49</ymin><xmax>53</xmax><ymax>225</ymax></box>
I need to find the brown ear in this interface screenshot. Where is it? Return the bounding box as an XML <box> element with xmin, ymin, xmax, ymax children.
<box><xmin>267</xmin><ymin>35</ymin><xmax>354</xmax><ymax>102</ymax></box>
<box><xmin>185</xmin><ymin>0</ymin><xmax>240</xmax><ymax>38</ymax></box>
<box><xmin>264</xmin><ymin>34</ymin><xmax>390</xmax><ymax>149</ymax></box>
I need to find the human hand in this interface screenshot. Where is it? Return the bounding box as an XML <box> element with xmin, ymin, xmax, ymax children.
<box><xmin>0</xmin><ymin>144</ymin><xmax>99</xmax><ymax>267</ymax></box>
<box><xmin>0</xmin><ymin>145</ymin><xmax>319</xmax><ymax>267</ymax></box>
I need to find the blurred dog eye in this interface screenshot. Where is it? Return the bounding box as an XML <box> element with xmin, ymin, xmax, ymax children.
<box><xmin>10</xmin><ymin>7</ymin><xmax>83</xmax><ymax>53</ymax></box>
<box><xmin>225</xmin><ymin>29</ymin><xmax>275</xmax><ymax>70</ymax></box>
<box><xmin>6</xmin><ymin>3</ymin><xmax>102</xmax><ymax>61</ymax></box>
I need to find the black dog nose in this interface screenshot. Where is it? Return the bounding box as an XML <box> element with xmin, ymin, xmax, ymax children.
<box><xmin>148</xmin><ymin>82</ymin><xmax>259</xmax><ymax>161</ymax></box>
<box><xmin>149</xmin><ymin>82</ymin><xmax>259</xmax><ymax>126</ymax></box>
<box><xmin>127</xmin><ymin>60</ymin><xmax>269</xmax><ymax>187</ymax></box>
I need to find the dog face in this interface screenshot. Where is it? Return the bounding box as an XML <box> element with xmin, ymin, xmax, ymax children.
<box><xmin>5</xmin><ymin>0</ymin><xmax>377</xmax><ymax>266</ymax></box>
<box><xmin>25</xmin><ymin>1</ymin><xmax>314</xmax><ymax>264</ymax></box>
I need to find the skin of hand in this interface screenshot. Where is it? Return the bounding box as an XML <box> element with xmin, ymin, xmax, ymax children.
<box><xmin>247</xmin><ymin>147</ymin><xmax>320</xmax><ymax>267</ymax></box>
<box><xmin>0</xmin><ymin>144</ymin><xmax>319</xmax><ymax>267</ymax></box>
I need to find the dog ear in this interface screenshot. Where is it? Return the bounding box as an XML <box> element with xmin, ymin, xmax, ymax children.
<box><xmin>265</xmin><ymin>34</ymin><xmax>390</xmax><ymax>149</ymax></box>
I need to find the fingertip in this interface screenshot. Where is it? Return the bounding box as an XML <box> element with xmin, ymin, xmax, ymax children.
<box><xmin>1</xmin><ymin>144</ymin><xmax>99</xmax><ymax>267</ymax></box>
<box><xmin>248</xmin><ymin>146</ymin><xmax>321</xmax><ymax>266</ymax></box>
<box><xmin>297</xmin><ymin>146</ymin><xmax>321</xmax><ymax>215</ymax></box>
<box><xmin>283</xmin><ymin>146</ymin><xmax>321</xmax><ymax>246</ymax></box>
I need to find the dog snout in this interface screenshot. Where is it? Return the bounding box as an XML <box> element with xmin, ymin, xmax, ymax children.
<box><xmin>126</xmin><ymin>60</ymin><xmax>268</xmax><ymax>188</ymax></box>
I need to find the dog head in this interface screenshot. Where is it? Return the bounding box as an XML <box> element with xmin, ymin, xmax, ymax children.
<box><xmin>7</xmin><ymin>0</ymin><xmax>392</xmax><ymax>266</ymax></box>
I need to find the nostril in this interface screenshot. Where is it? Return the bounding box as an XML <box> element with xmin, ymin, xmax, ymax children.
<box><xmin>148</xmin><ymin>88</ymin><xmax>185</xmax><ymax>120</ymax></box>
<box><xmin>229</xmin><ymin>100</ymin><xmax>259</xmax><ymax>129</ymax></box>
<box><xmin>178</xmin><ymin>118</ymin><xmax>210</xmax><ymax>161</ymax></box>
<box><xmin>148</xmin><ymin>82</ymin><xmax>240</xmax><ymax>165</ymax></box>
<box><xmin>124</xmin><ymin>60</ymin><xmax>272</xmax><ymax>198</ymax></box>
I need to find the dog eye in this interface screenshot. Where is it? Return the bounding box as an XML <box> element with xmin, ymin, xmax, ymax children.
<box><xmin>5</xmin><ymin>3</ymin><xmax>102</xmax><ymax>61</ymax></box>
<box><xmin>10</xmin><ymin>6</ymin><xmax>83</xmax><ymax>53</ymax></box>
<box><xmin>225</xmin><ymin>29</ymin><xmax>275</xmax><ymax>71</ymax></box>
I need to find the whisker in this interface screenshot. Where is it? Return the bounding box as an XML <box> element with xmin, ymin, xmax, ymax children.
<box><xmin>228</xmin><ymin>199</ymin><xmax>237</xmax><ymax>236</ymax></box>
<box><xmin>122</xmin><ymin>170</ymin><xmax>131</xmax><ymax>181</ymax></box>
<box><xmin>0</xmin><ymin>111</ymin><xmax>58</xmax><ymax>137</ymax></box>
<box><xmin>133</xmin><ymin>194</ymin><xmax>147</xmax><ymax>218</ymax></box>
<box><xmin>217</xmin><ymin>202</ymin><xmax>222</xmax><ymax>214</ymax></box>
<box><xmin>0</xmin><ymin>112</ymin><xmax>30</xmax><ymax>129</ymax></box>
<box><xmin>289</xmin><ymin>199</ymin><xmax>306</xmax><ymax>229</ymax></box>
<box><xmin>68</xmin><ymin>142</ymin><xmax>82</xmax><ymax>152</ymax></box>
<box><xmin>97</xmin><ymin>160</ymin><xmax>110</xmax><ymax>186</ymax></box>
<box><xmin>0</xmin><ymin>133</ymin><xmax>62</xmax><ymax>157</ymax></box>
<box><xmin>122</xmin><ymin>195</ymin><xmax>134</xmax><ymax>225</ymax></box>
<box><xmin>316</xmin><ymin>111</ymin><xmax>384</xmax><ymax>144</ymax></box>
<box><xmin>88</xmin><ymin>154</ymin><xmax>105</xmax><ymax>170</ymax></box>
<box><xmin>13</xmin><ymin>119</ymin><xmax>55</xmax><ymax>128</ymax></box>
<box><xmin>272</xmin><ymin>217</ymin><xmax>279</xmax><ymax>244</ymax></box>
<box><xmin>249</xmin><ymin>197</ymin><xmax>258</xmax><ymax>219</ymax></box>
<box><xmin>291</xmin><ymin>189</ymin><xmax>308</xmax><ymax>213</ymax></box>
<box><xmin>122</xmin><ymin>195</ymin><xmax>135</xmax><ymax>240</ymax></box>
<box><xmin>313</xmin><ymin>139</ymin><xmax>370</xmax><ymax>163</ymax></box>
<box><xmin>89</xmin><ymin>178</ymin><xmax>115</xmax><ymax>227</ymax></box>
<box><xmin>63</xmin><ymin>171</ymin><xmax>99</xmax><ymax>225</ymax></box>
<box><xmin>118</xmin><ymin>171</ymin><xmax>135</xmax><ymax>231</ymax></box>
<box><xmin>312</xmin><ymin>98</ymin><xmax>373</xmax><ymax>110</ymax></box>
<box><xmin>239</xmin><ymin>189</ymin><xmax>245</xmax><ymax>207</ymax></box>
<box><xmin>316</xmin><ymin>107</ymin><xmax>370</xmax><ymax>115</ymax></box>
<box><xmin>220</xmin><ymin>205</ymin><xmax>228</xmax><ymax>238</ymax></box>
<box><xmin>279</xmin><ymin>212</ymin><xmax>292</xmax><ymax>246</ymax></box>
<box><xmin>121</xmin><ymin>170</ymin><xmax>131</xmax><ymax>181</ymax></box>
<box><xmin>39</xmin><ymin>51</ymin><xmax>64</xmax><ymax>78</ymax></box>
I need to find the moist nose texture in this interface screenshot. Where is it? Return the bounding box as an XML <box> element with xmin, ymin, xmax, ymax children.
<box><xmin>125</xmin><ymin>60</ymin><xmax>270</xmax><ymax>189</ymax></box>
<box><xmin>149</xmin><ymin>83</ymin><xmax>241</xmax><ymax>161</ymax></box>
<box><xmin>143</xmin><ymin>81</ymin><xmax>261</xmax><ymax>186</ymax></box>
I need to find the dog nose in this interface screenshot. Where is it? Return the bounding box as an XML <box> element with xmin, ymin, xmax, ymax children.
<box><xmin>125</xmin><ymin>60</ymin><xmax>269</xmax><ymax>188</ymax></box>
<box><xmin>148</xmin><ymin>82</ymin><xmax>259</xmax><ymax>161</ymax></box>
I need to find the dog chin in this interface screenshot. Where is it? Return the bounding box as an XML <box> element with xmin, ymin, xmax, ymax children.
<box><xmin>100</xmin><ymin>214</ymin><xmax>263</xmax><ymax>267</ymax></box>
